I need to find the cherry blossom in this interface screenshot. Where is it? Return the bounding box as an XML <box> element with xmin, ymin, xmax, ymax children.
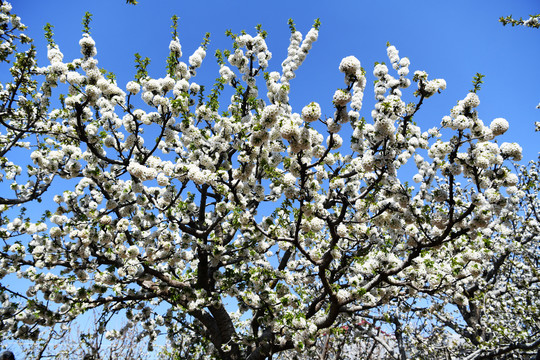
<box><xmin>0</xmin><ymin>3</ymin><xmax>539</xmax><ymax>360</ymax></box>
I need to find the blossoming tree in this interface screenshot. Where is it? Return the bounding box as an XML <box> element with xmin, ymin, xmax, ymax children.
<box><xmin>0</xmin><ymin>2</ymin><xmax>539</xmax><ymax>359</ymax></box>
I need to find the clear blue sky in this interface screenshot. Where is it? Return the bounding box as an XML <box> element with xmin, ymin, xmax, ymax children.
<box><xmin>12</xmin><ymin>0</ymin><xmax>540</xmax><ymax>161</ymax></box>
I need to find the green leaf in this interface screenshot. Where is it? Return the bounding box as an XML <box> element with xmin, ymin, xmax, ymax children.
<box><xmin>81</xmin><ymin>12</ymin><xmax>93</xmax><ymax>34</ymax></box>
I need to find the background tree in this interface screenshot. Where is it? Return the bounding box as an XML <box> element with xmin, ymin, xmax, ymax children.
<box><xmin>14</xmin><ymin>311</ymin><xmax>150</xmax><ymax>360</ymax></box>
<box><xmin>499</xmin><ymin>13</ymin><xmax>540</xmax><ymax>29</ymax></box>
<box><xmin>499</xmin><ymin>13</ymin><xmax>540</xmax><ymax>132</ymax></box>
<box><xmin>1</xmin><ymin>1</ymin><xmax>539</xmax><ymax>359</ymax></box>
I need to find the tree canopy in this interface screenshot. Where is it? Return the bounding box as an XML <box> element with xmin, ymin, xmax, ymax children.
<box><xmin>0</xmin><ymin>2</ymin><xmax>539</xmax><ymax>359</ymax></box>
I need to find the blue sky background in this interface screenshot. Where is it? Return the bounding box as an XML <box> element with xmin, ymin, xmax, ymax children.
<box><xmin>12</xmin><ymin>0</ymin><xmax>540</xmax><ymax>161</ymax></box>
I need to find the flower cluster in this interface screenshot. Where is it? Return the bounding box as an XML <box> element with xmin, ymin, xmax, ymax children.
<box><xmin>301</xmin><ymin>102</ymin><xmax>321</xmax><ymax>122</ymax></box>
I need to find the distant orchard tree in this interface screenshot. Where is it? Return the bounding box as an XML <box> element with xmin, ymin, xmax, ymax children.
<box><xmin>0</xmin><ymin>1</ymin><xmax>539</xmax><ymax>359</ymax></box>
<box><xmin>13</xmin><ymin>311</ymin><xmax>150</xmax><ymax>360</ymax></box>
